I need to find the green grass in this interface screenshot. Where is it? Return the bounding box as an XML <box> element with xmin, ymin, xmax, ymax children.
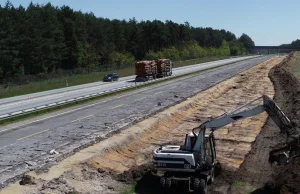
<box><xmin>232</xmin><ymin>181</ymin><xmax>257</xmax><ymax>194</ymax></box>
<box><xmin>69</xmin><ymin>190</ymin><xmax>80</xmax><ymax>194</ymax></box>
<box><xmin>290</xmin><ymin>53</ymin><xmax>300</xmax><ymax>79</ymax></box>
<box><xmin>121</xmin><ymin>185</ymin><xmax>136</xmax><ymax>194</ymax></box>
<box><xmin>0</xmin><ymin>56</ymin><xmax>229</xmax><ymax>99</ymax></box>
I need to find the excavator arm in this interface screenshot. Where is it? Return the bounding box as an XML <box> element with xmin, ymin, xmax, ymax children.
<box><xmin>191</xmin><ymin>95</ymin><xmax>296</xmax><ymax>164</ymax></box>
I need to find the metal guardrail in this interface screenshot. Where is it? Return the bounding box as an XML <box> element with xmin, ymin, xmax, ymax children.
<box><xmin>0</xmin><ymin>72</ymin><xmax>187</xmax><ymax>121</ymax></box>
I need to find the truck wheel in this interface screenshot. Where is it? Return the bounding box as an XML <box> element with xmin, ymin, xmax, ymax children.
<box><xmin>214</xmin><ymin>162</ymin><xmax>222</xmax><ymax>176</ymax></box>
<box><xmin>160</xmin><ymin>177</ymin><xmax>166</xmax><ymax>188</ymax></box>
<box><xmin>165</xmin><ymin>177</ymin><xmax>171</xmax><ymax>188</ymax></box>
<box><xmin>193</xmin><ymin>178</ymin><xmax>207</xmax><ymax>194</ymax></box>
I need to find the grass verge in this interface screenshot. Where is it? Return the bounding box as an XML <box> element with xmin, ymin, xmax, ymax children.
<box><xmin>290</xmin><ymin>52</ymin><xmax>300</xmax><ymax>79</ymax></box>
<box><xmin>0</xmin><ymin>56</ymin><xmax>258</xmax><ymax>127</ymax></box>
<box><xmin>121</xmin><ymin>185</ymin><xmax>136</xmax><ymax>194</ymax></box>
<box><xmin>232</xmin><ymin>181</ymin><xmax>257</xmax><ymax>194</ymax></box>
<box><xmin>0</xmin><ymin>56</ymin><xmax>230</xmax><ymax>99</ymax></box>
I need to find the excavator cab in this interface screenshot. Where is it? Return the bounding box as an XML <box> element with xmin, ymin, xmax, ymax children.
<box><xmin>183</xmin><ymin>132</ymin><xmax>197</xmax><ymax>150</ymax></box>
<box><xmin>204</xmin><ymin>133</ymin><xmax>217</xmax><ymax>168</ymax></box>
<box><xmin>183</xmin><ymin>132</ymin><xmax>217</xmax><ymax>168</ymax></box>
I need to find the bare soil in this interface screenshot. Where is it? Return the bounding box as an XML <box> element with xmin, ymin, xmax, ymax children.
<box><xmin>210</xmin><ymin>52</ymin><xmax>300</xmax><ymax>194</ymax></box>
<box><xmin>261</xmin><ymin>52</ymin><xmax>300</xmax><ymax>194</ymax></box>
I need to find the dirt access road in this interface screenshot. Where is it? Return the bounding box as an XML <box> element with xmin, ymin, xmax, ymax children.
<box><xmin>0</xmin><ymin>56</ymin><xmax>285</xmax><ymax>194</ymax></box>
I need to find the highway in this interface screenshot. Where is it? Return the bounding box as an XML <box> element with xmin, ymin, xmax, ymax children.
<box><xmin>0</xmin><ymin>55</ymin><xmax>273</xmax><ymax>187</ymax></box>
<box><xmin>0</xmin><ymin>56</ymin><xmax>257</xmax><ymax>117</ymax></box>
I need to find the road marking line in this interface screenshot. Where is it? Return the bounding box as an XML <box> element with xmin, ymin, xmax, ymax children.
<box><xmin>134</xmin><ymin>97</ymin><xmax>146</xmax><ymax>102</ymax></box>
<box><xmin>72</xmin><ymin>115</ymin><xmax>93</xmax><ymax>123</ymax></box>
<box><xmin>110</xmin><ymin>104</ymin><xmax>124</xmax><ymax>110</ymax></box>
<box><xmin>17</xmin><ymin>129</ymin><xmax>49</xmax><ymax>141</ymax></box>
<box><xmin>0</xmin><ymin>57</ymin><xmax>254</xmax><ymax>133</ymax></box>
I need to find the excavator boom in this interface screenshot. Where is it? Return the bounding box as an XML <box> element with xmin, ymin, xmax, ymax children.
<box><xmin>153</xmin><ymin>95</ymin><xmax>298</xmax><ymax>192</ymax></box>
<box><xmin>192</xmin><ymin>95</ymin><xmax>294</xmax><ymax>158</ymax></box>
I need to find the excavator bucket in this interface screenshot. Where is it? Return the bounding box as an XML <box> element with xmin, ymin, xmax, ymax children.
<box><xmin>262</xmin><ymin>95</ymin><xmax>292</xmax><ymax>133</ymax></box>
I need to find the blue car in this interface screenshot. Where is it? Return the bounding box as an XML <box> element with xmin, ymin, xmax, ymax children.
<box><xmin>103</xmin><ymin>73</ymin><xmax>119</xmax><ymax>82</ymax></box>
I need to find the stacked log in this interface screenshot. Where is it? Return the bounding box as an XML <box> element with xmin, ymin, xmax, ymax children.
<box><xmin>156</xmin><ymin>59</ymin><xmax>171</xmax><ymax>75</ymax></box>
<box><xmin>135</xmin><ymin>60</ymin><xmax>157</xmax><ymax>76</ymax></box>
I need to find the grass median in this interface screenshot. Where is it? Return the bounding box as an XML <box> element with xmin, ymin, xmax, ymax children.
<box><xmin>0</xmin><ymin>56</ymin><xmax>230</xmax><ymax>99</ymax></box>
<box><xmin>0</xmin><ymin>56</ymin><xmax>259</xmax><ymax>126</ymax></box>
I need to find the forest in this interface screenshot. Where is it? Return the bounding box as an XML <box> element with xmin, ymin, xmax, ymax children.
<box><xmin>0</xmin><ymin>1</ymin><xmax>255</xmax><ymax>83</ymax></box>
<box><xmin>281</xmin><ymin>39</ymin><xmax>300</xmax><ymax>48</ymax></box>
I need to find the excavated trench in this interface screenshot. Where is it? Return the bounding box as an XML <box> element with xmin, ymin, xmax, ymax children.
<box><xmin>0</xmin><ymin>56</ymin><xmax>286</xmax><ymax>194</ymax></box>
<box><xmin>255</xmin><ymin>52</ymin><xmax>300</xmax><ymax>194</ymax></box>
<box><xmin>209</xmin><ymin>52</ymin><xmax>300</xmax><ymax>194</ymax></box>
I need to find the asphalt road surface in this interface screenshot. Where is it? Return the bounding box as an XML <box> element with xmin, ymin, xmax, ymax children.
<box><xmin>0</xmin><ymin>56</ymin><xmax>257</xmax><ymax>116</ymax></box>
<box><xmin>0</xmin><ymin>55</ymin><xmax>273</xmax><ymax>187</ymax></box>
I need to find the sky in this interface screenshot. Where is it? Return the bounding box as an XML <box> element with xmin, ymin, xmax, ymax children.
<box><xmin>1</xmin><ymin>0</ymin><xmax>299</xmax><ymax>46</ymax></box>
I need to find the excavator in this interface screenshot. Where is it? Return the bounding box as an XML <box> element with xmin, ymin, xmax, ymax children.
<box><xmin>153</xmin><ymin>95</ymin><xmax>300</xmax><ymax>193</ymax></box>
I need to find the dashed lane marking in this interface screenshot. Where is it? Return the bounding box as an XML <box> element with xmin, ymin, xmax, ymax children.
<box><xmin>110</xmin><ymin>104</ymin><xmax>124</xmax><ymax>110</ymax></box>
<box><xmin>17</xmin><ymin>129</ymin><xmax>50</xmax><ymax>141</ymax></box>
<box><xmin>134</xmin><ymin>97</ymin><xmax>146</xmax><ymax>102</ymax></box>
<box><xmin>72</xmin><ymin>115</ymin><xmax>93</xmax><ymax>123</ymax></box>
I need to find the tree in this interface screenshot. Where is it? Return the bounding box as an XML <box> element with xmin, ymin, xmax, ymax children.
<box><xmin>0</xmin><ymin>1</ymin><xmax>250</xmax><ymax>83</ymax></box>
<box><xmin>291</xmin><ymin>39</ymin><xmax>300</xmax><ymax>47</ymax></box>
<box><xmin>220</xmin><ymin>40</ymin><xmax>231</xmax><ymax>56</ymax></box>
<box><xmin>238</xmin><ymin>33</ymin><xmax>255</xmax><ymax>50</ymax></box>
<box><xmin>229</xmin><ymin>40</ymin><xmax>246</xmax><ymax>56</ymax></box>
<box><xmin>161</xmin><ymin>46</ymin><xmax>180</xmax><ymax>60</ymax></box>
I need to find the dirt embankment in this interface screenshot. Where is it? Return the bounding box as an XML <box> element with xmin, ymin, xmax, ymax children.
<box><xmin>0</xmin><ymin>57</ymin><xmax>284</xmax><ymax>194</ymax></box>
<box><xmin>261</xmin><ymin>52</ymin><xmax>300</xmax><ymax>194</ymax></box>
<box><xmin>219</xmin><ymin>52</ymin><xmax>300</xmax><ymax>194</ymax></box>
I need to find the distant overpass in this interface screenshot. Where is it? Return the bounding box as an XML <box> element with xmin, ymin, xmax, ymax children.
<box><xmin>250</xmin><ymin>46</ymin><xmax>300</xmax><ymax>54</ymax></box>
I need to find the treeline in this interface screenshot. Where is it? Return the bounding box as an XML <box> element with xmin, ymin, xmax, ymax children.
<box><xmin>281</xmin><ymin>39</ymin><xmax>300</xmax><ymax>47</ymax></box>
<box><xmin>0</xmin><ymin>1</ymin><xmax>254</xmax><ymax>82</ymax></box>
<box><xmin>145</xmin><ymin>40</ymin><xmax>243</xmax><ymax>60</ymax></box>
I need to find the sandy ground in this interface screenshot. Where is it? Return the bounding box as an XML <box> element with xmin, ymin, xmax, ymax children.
<box><xmin>0</xmin><ymin>56</ymin><xmax>284</xmax><ymax>194</ymax></box>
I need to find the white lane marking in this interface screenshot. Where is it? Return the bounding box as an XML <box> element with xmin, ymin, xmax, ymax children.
<box><xmin>0</xmin><ymin>56</ymin><xmax>261</xmax><ymax>132</ymax></box>
<box><xmin>109</xmin><ymin>104</ymin><xmax>124</xmax><ymax>110</ymax></box>
<box><xmin>17</xmin><ymin>129</ymin><xmax>50</xmax><ymax>141</ymax></box>
<box><xmin>134</xmin><ymin>97</ymin><xmax>146</xmax><ymax>102</ymax></box>
<box><xmin>0</xmin><ymin>99</ymin><xmax>106</xmax><ymax>134</ymax></box>
<box><xmin>72</xmin><ymin>115</ymin><xmax>93</xmax><ymax>123</ymax></box>
<box><xmin>0</xmin><ymin>74</ymin><xmax>192</xmax><ymax>133</ymax></box>
<box><xmin>0</xmin><ymin>57</ymin><xmax>255</xmax><ymax>110</ymax></box>
<box><xmin>0</xmin><ymin>83</ymin><xmax>130</xmax><ymax>110</ymax></box>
